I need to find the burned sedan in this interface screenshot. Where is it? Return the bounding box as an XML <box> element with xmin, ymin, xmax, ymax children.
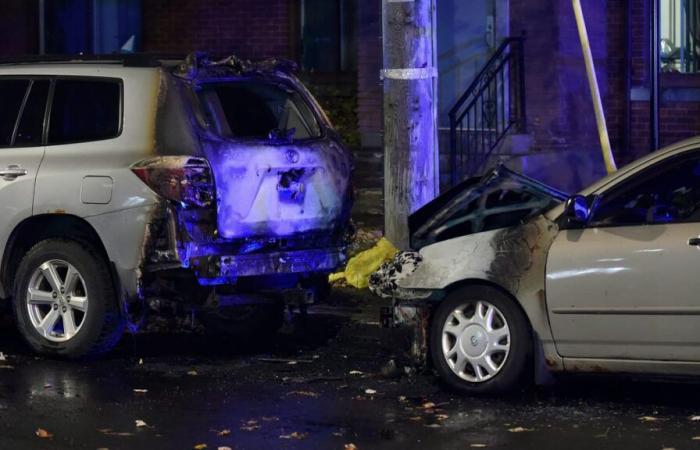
<box><xmin>372</xmin><ymin>140</ymin><xmax>700</xmax><ymax>394</ymax></box>
<box><xmin>0</xmin><ymin>54</ymin><xmax>352</xmax><ymax>358</ymax></box>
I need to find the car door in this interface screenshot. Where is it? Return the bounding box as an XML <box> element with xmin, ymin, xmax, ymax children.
<box><xmin>0</xmin><ymin>78</ymin><xmax>49</xmax><ymax>296</ymax></box>
<box><xmin>546</xmin><ymin>151</ymin><xmax>700</xmax><ymax>361</ymax></box>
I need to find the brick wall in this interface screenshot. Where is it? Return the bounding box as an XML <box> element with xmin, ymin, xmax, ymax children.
<box><xmin>512</xmin><ymin>0</ymin><xmax>700</xmax><ymax>164</ymax></box>
<box><xmin>0</xmin><ymin>0</ymin><xmax>38</xmax><ymax>55</ymax></box>
<box><xmin>141</xmin><ymin>0</ymin><xmax>293</xmax><ymax>59</ymax></box>
<box><xmin>356</xmin><ymin>0</ymin><xmax>383</xmax><ymax>148</ymax></box>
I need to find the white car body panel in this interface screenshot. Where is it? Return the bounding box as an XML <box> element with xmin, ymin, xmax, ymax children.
<box><xmin>547</xmin><ymin>223</ymin><xmax>700</xmax><ymax>361</ymax></box>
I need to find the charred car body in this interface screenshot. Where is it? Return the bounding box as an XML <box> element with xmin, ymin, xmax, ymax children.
<box><xmin>372</xmin><ymin>143</ymin><xmax>700</xmax><ymax>394</ymax></box>
<box><xmin>0</xmin><ymin>53</ymin><xmax>352</xmax><ymax>357</ymax></box>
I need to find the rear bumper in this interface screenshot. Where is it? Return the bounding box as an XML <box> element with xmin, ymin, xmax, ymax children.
<box><xmin>192</xmin><ymin>248</ymin><xmax>346</xmax><ymax>285</ymax></box>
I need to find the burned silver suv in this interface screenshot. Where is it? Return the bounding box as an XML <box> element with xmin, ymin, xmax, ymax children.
<box><xmin>0</xmin><ymin>53</ymin><xmax>353</xmax><ymax>357</ymax></box>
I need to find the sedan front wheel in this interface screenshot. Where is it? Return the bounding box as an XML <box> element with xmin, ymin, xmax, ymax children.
<box><xmin>430</xmin><ymin>285</ymin><xmax>532</xmax><ymax>394</ymax></box>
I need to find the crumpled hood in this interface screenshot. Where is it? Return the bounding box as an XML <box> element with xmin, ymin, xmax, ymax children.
<box><xmin>409</xmin><ymin>165</ymin><xmax>567</xmax><ymax>249</ymax></box>
<box><xmin>202</xmin><ymin>136</ymin><xmax>352</xmax><ymax>239</ymax></box>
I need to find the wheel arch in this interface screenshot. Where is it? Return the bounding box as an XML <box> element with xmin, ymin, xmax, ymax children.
<box><xmin>0</xmin><ymin>214</ymin><xmax>112</xmax><ymax>299</ymax></box>
<box><xmin>438</xmin><ymin>277</ymin><xmax>557</xmax><ymax>383</ymax></box>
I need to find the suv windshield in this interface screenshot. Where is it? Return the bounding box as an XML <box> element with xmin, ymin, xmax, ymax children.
<box><xmin>196</xmin><ymin>81</ymin><xmax>322</xmax><ymax>141</ymax></box>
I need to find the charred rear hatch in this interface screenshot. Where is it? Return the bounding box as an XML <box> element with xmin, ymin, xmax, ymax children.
<box><xmin>193</xmin><ymin>76</ymin><xmax>352</xmax><ymax>241</ymax></box>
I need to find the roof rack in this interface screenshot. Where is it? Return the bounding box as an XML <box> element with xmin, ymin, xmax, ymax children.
<box><xmin>0</xmin><ymin>53</ymin><xmax>186</xmax><ymax>67</ymax></box>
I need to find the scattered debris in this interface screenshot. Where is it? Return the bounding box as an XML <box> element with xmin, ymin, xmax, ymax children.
<box><xmin>0</xmin><ymin>352</ymin><xmax>6</xmax><ymax>361</ymax></box>
<box><xmin>348</xmin><ymin>370</ymin><xmax>364</xmax><ymax>376</ymax></box>
<box><xmin>218</xmin><ymin>447</ymin><xmax>232</xmax><ymax>450</ymax></box>
<box><xmin>98</xmin><ymin>428</ymin><xmax>135</xmax><ymax>437</ymax></box>
<box><xmin>435</xmin><ymin>414</ymin><xmax>449</xmax><ymax>421</ymax></box>
<box><xmin>138</xmin><ymin>358</ymin><xmax>143</xmax><ymax>365</ymax></box>
<box><xmin>279</xmin><ymin>431</ymin><xmax>307</xmax><ymax>440</ymax></box>
<box><xmin>690</xmin><ymin>415</ymin><xmax>700</xmax><ymax>421</ymax></box>
<box><xmin>35</xmin><ymin>428</ymin><xmax>53</xmax><ymax>439</ymax></box>
<box><xmin>508</xmin><ymin>427</ymin><xmax>533</xmax><ymax>433</ymax></box>
<box><xmin>43</xmin><ymin>383</ymin><xmax>52</xmax><ymax>389</ymax></box>
<box><xmin>257</xmin><ymin>357</ymin><xmax>314</xmax><ymax>364</ymax></box>
<box><xmin>262</xmin><ymin>416</ymin><xmax>279</xmax><ymax>422</ymax></box>
<box><xmin>364</xmin><ymin>389</ymin><xmax>377</xmax><ymax>395</ymax></box>
<box><xmin>193</xmin><ymin>444</ymin><xmax>207</xmax><ymax>450</ymax></box>
<box><xmin>187</xmin><ymin>370</ymin><xmax>198</xmax><ymax>376</ymax></box>
<box><xmin>380</xmin><ymin>359</ymin><xmax>402</xmax><ymax>379</ymax></box>
<box><xmin>470</xmin><ymin>445</ymin><xmax>487</xmax><ymax>448</ymax></box>
<box><xmin>133</xmin><ymin>389</ymin><xmax>148</xmax><ymax>394</ymax></box>
<box><xmin>692</xmin><ymin>436</ymin><xmax>700</xmax><ymax>440</ymax></box>
<box><xmin>421</xmin><ymin>402</ymin><xmax>436</xmax><ymax>410</ymax></box>
<box><xmin>135</xmin><ymin>419</ymin><xmax>151</xmax><ymax>428</ymax></box>
<box><xmin>344</xmin><ymin>444</ymin><xmax>358</xmax><ymax>450</ymax></box>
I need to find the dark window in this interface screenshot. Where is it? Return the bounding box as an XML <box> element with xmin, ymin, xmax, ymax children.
<box><xmin>15</xmin><ymin>80</ymin><xmax>50</xmax><ymax>147</ymax></box>
<box><xmin>49</xmin><ymin>79</ymin><xmax>120</xmax><ymax>145</ymax></box>
<box><xmin>0</xmin><ymin>80</ymin><xmax>30</xmax><ymax>147</ymax></box>
<box><xmin>301</xmin><ymin>0</ymin><xmax>356</xmax><ymax>72</ymax></box>
<box><xmin>589</xmin><ymin>154</ymin><xmax>700</xmax><ymax>226</ymax></box>
<box><xmin>196</xmin><ymin>82</ymin><xmax>321</xmax><ymax>141</ymax></box>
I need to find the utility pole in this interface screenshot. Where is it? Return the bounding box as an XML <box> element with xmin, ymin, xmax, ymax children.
<box><xmin>381</xmin><ymin>0</ymin><xmax>439</xmax><ymax>249</ymax></box>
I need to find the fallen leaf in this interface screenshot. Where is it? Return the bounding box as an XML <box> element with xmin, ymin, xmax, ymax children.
<box><xmin>408</xmin><ymin>416</ymin><xmax>422</xmax><ymax>421</ymax></box>
<box><xmin>279</xmin><ymin>431</ymin><xmax>307</xmax><ymax>440</ymax></box>
<box><xmin>422</xmin><ymin>402</ymin><xmax>436</xmax><ymax>409</ymax></box>
<box><xmin>364</xmin><ymin>389</ymin><xmax>377</xmax><ymax>395</ymax></box>
<box><xmin>435</xmin><ymin>414</ymin><xmax>449</xmax><ymax>421</ymax></box>
<box><xmin>133</xmin><ymin>389</ymin><xmax>148</xmax><ymax>394</ymax></box>
<box><xmin>398</xmin><ymin>396</ymin><xmax>407</xmax><ymax>402</ymax></box>
<box><xmin>218</xmin><ymin>447</ymin><xmax>232</xmax><ymax>450</ymax></box>
<box><xmin>187</xmin><ymin>370</ymin><xmax>198</xmax><ymax>376</ymax></box>
<box><xmin>639</xmin><ymin>416</ymin><xmax>664</xmax><ymax>422</ymax></box>
<box><xmin>344</xmin><ymin>444</ymin><xmax>358</xmax><ymax>450</ymax></box>
<box><xmin>287</xmin><ymin>390</ymin><xmax>319</xmax><ymax>398</ymax></box>
<box><xmin>508</xmin><ymin>427</ymin><xmax>533</xmax><ymax>433</ymax></box>
<box><xmin>193</xmin><ymin>444</ymin><xmax>207</xmax><ymax>450</ymax></box>
<box><xmin>349</xmin><ymin>370</ymin><xmax>363</xmax><ymax>375</ymax></box>
<box><xmin>35</xmin><ymin>428</ymin><xmax>53</xmax><ymax>439</ymax></box>
<box><xmin>216</xmin><ymin>429</ymin><xmax>231</xmax><ymax>437</ymax></box>
<box><xmin>135</xmin><ymin>419</ymin><xmax>149</xmax><ymax>428</ymax></box>
<box><xmin>287</xmin><ymin>361</ymin><xmax>298</xmax><ymax>366</ymax></box>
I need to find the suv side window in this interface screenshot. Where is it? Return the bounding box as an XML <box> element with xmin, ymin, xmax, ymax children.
<box><xmin>48</xmin><ymin>79</ymin><xmax>121</xmax><ymax>145</ymax></box>
<box><xmin>0</xmin><ymin>79</ymin><xmax>30</xmax><ymax>147</ymax></box>
<box><xmin>589</xmin><ymin>153</ymin><xmax>700</xmax><ymax>227</ymax></box>
<box><xmin>15</xmin><ymin>80</ymin><xmax>50</xmax><ymax>147</ymax></box>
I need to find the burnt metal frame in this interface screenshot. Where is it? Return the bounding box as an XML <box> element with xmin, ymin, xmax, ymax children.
<box><xmin>448</xmin><ymin>35</ymin><xmax>527</xmax><ymax>187</ymax></box>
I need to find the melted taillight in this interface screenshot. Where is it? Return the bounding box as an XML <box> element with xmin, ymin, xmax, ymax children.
<box><xmin>131</xmin><ymin>156</ymin><xmax>214</xmax><ymax>208</ymax></box>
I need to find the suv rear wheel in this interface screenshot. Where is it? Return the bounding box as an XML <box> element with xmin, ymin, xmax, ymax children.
<box><xmin>12</xmin><ymin>239</ymin><xmax>124</xmax><ymax>358</ymax></box>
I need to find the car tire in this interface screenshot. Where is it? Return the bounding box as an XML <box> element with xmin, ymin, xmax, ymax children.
<box><xmin>12</xmin><ymin>239</ymin><xmax>124</xmax><ymax>358</ymax></box>
<box><xmin>430</xmin><ymin>285</ymin><xmax>532</xmax><ymax>395</ymax></box>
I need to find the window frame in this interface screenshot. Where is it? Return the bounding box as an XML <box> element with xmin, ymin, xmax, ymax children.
<box><xmin>586</xmin><ymin>150</ymin><xmax>700</xmax><ymax>228</ymax></box>
<box><xmin>45</xmin><ymin>76</ymin><xmax>124</xmax><ymax>146</ymax></box>
<box><xmin>190</xmin><ymin>78</ymin><xmax>327</xmax><ymax>144</ymax></box>
<box><xmin>0</xmin><ymin>76</ymin><xmax>32</xmax><ymax>149</ymax></box>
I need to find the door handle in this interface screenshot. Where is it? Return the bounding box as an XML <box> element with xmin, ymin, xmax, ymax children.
<box><xmin>688</xmin><ymin>237</ymin><xmax>700</xmax><ymax>246</ymax></box>
<box><xmin>0</xmin><ymin>165</ymin><xmax>28</xmax><ymax>180</ymax></box>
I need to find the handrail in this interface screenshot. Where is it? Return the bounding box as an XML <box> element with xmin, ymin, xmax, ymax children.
<box><xmin>448</xmin><ymin>35</ymin><xmax>527</xmax><ymax>187</ymax></box>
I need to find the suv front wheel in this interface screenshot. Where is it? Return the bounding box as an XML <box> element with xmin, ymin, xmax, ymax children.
<box><xmin>12</xmin><ymin>239</ymin><xmax>124</xmax><ymax>358</ymax></box>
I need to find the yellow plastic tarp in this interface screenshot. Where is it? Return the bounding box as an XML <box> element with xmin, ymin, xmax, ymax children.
<box><xmin>329</xmin><ymin>237</ymin><xmax>398</xmax><ymax>289</ymax></box>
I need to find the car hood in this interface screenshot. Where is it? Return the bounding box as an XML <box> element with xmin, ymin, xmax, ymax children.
<box><xmin>409</xmin><ymin>165</ymin><xmax>568</xmax><ymax>249</ymax></box>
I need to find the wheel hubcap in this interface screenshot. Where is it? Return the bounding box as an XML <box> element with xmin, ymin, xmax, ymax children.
<box><xmin>441</xmin><ymin>300</ymin><xmax>510</xmax><ymax>383</ymax></box>
<box><xmin>26</xmin><ymin>260</ymin><xmax>89</xmax><ymax>342</ymax></box>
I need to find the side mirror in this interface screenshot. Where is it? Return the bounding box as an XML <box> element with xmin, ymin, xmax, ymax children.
<box><xmin>563</xmin><ymin>195</ymin><xmax>591</xmax><ymax>226</ymax></box>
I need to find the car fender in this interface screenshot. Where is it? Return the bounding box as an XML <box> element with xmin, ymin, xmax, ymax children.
<box><xmin>398</xmin><ymin>215</ymin><xmax>565</xmax><ymax>371</ymax></box>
